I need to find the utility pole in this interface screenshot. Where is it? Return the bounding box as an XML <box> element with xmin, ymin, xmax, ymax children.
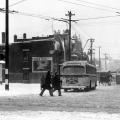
<box><xmin>5</xmin><ymin>0</ymin><xmax>9</xmax><ymax>90</ymax></box>
<box><xmin>104</xmin><ymin>53</ymin><xmax>108</xmax><ymax>71</ymax></box>
<box><xmin>89</xmin><ymin>38</ymin><xmax>94</xmax><ymax>64</ymax></box>
<box><xmin>66</xmin><ymin>11</ymin><xmax>75</xmax><ymax>61</ymax></box>
<box><xmin>99</xmin><ymin>46</ymin><xmax>101</xmax><ymax>71</ymax></box>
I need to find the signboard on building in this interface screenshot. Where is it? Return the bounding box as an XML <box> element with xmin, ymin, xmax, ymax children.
<box><xmin>32</xmin><ymin>57</ymin><xmax>53</xmax><ymax>72</ymax></box>
<box><xmin>0</xmin><ymin>64</ymin><xmax>2</xmax><ymax>83</ymax></box>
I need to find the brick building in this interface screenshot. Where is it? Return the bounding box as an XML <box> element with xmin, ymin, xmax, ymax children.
<box><xmin>8</xmin><ymin>33</ymin><xmax>67</xmax><ymax>83</ymax></box>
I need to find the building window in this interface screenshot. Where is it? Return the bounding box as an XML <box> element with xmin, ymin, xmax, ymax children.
<box><xmin>22</xmin><ymin>49</ymin><xmax>30</xmax><ymax>62</ymax></box>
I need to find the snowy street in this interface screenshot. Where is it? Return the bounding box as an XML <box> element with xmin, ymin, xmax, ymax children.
<box><xmin>0</xmin><ymin>83</ymin><xmax>120</xmax><ymax>120</ymax></box>
<box><xmin>0</xmin><ymin>111</ymin><xmax>120</xmax><ymax>120</ymax></box>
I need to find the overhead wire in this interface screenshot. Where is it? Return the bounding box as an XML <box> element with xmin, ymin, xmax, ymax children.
<box><xmin>75</xmin><ymin>0</ymin><xmax>120</xmax><ymax>11</ymax></box>
<box><xmin>1</xmin><ymin>0</ymin><xmax>120</xmax><ymax>22</ymax></box>
<box><xmin>12</xmin><ymin>11</ymin><xmax>68</xmax><ymax>33</ymax></box>
<box><xmin>2</xmin><ymin>0</ymin><xmax>120</xmax><ymax>22</ymax></box>
<box><xmin>71</xmin><ymin>25</ymin><xmax>80</xmax><ymax>37</ymax></box>
<box><xmin>77</xmin><ymin>15</ymin><xmax>120</xmax><ymax>21</ymax></box>
<box><xmin>9</xmin><ymin>0</ymin><xmax>120</xmax><ymax>15</ymax></box>
<box><xmin>78</xmin><ymin>20</ymin><xmax>120</xmax><ymax>26</ymax></box>
<box><xmin>57</xmin><ymin>0</ymin><xmax>116</xmax><ymax>13</ymax></box>
<box><xmin>9</xmin><ymin>0</ymin><xmax>28</xmax><ymax>7</ymax></box>
<box><xmin>1</xmin><ymin>7</ymin><xmax>120</xmax><ymax>24</ymax></box>
<box><xmin>7</xmin><ymin>9</ymin><xmax>120</xmax><ymax>32</ymax></box>
<box><xmin>9</xmin><ymin>9</ymin><xmax>120</xmax><ymax>23</ymax></box>
<box><xmin>73</xmin><ymin>22</ymin><xmax>91</xmax><ymax>38</ymax></box>
<box><xmin>13</xmin><ymin>10</ymin><xmax>70</xmax><ymax>23</ymax></box>
<box><xmin>71</xmin><ymin>23</ymin><xmax>92</xmax><ymax>51</ymax></box>
<box><xmin>15</xmin><ymin>11</ymin><xmax>51</xmax><ymax>20</ymax></box>
<box><xmin>1</xmin><ymin>0</ymin><xmax>120</xmax><ymax>24</ymax></box>
<box><xmin>0</xmin><ymin>7</ymin><xmax>69</xmax><ymax>23</ymax></box>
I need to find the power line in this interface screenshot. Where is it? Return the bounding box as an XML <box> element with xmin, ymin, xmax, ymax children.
<box><xmin>1</xmin><ymin>7</ymin><xmax>120</xmax><ymax>23</ymax></box>
<box><xmin>72</xmin><ymin>23</ymin><xmax>91</xmax><ymax>38</ymax></box>
<box><xmin>71</xmin><ymin>24</ymin><xmax>92</xmax><ymax>53</ymax></box>
<box><xmin>0</xmin><ymin>8</ymin><xmax>53</xmax><ymax>20</ymax></box>
<box><xmin>77</xmin><ymin>15</ymin><xmax>120</xmax><ymax>21</ymax></box>
<box><xmin>9</xmin><ymin>0</ymin><xmax>28</xmax><ymax>7</ymax></box>
<box><xmin>1</xmin><ymin>9</ymin><xmax>120</xmax><ymax>22</ymax></box>
<box><xmin>71</xmin><ymin>25</ymin><xmax>80</xmax><ymax>36</ymax></box>
<box><xmin>16</xmin><ymin>11</ymin><xmax>51</xmax><ymax>20</ymax></box>
<box><xmin>75</xmin><ymin>0</ymin><xmax>120</xmax><ymax>11</ymax></box>
<box><xmin>78</xmin><ymin>20</ymin><xmax>120</xmax><ymax>26</ymax></box>
<box><xmin>58</xmin><ymin>0</ymin><xmax>115</xmax><ymax>13</ymax></box>
<box><xmin>16</xmin><ymin>11</ymin><xmax>70</xmax><ymax>23</ymax></box>
<box><xmin>14</xmin><ymin>10</ymin><xmax>120</xmax><ymax>22</ymax></box>
<box><xmin>13</xmin><ymin>12</ymin><xmax>120</xmax><ymax>24</ymax></box>
<box><xmin>0</xmin><ymin>8</ymin><xmax>68</xmax><ymax>22</ymax></box>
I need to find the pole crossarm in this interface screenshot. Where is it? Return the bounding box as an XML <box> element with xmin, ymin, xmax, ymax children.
<box><xmin>60</xmin><ymin>18</ymin><xmax>79</xmax><ymax>22</ymax></box>
<box><xmin>0</xmin><ymin>7</ymin><xmax>17</xmax><ymax>14</ymax></box>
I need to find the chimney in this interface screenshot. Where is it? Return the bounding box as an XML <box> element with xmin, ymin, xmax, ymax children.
<box><xmin>14</xmin><ymin>35</ymin><xmax>17</xmax><ymax>42</ymax></box>
<box><xmin>2</xmin><ymin>32</ymin><xmax>5</xmax><ymax>43</ymax></box>
<box><xmin>23</xmin><ymin>33</ymin><xmax>27</xmax><ymax>39</ymax></box>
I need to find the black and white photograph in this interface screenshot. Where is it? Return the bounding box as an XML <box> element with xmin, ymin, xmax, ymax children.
<box><xmin>0</xmin><ymin>0</ymin><xmax>120</xmax><ymax>120</ymax></box>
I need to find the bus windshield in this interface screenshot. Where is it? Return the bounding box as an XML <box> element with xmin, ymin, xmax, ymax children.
<box><xmin>63</xmin><ymin>66</ymin><xmax>85</xmax><ymax>75</ymax></box>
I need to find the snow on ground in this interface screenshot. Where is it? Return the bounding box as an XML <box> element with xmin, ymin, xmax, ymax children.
<box><xmin>0</xmin><ymin>83</ymin><xmax>120</xmax><ymax>120</ymax></box>
<box><xmin>0</xmin><ymin>82</ymin><xmax>116</xmax><ymax>96</ymax></box>
<box><xmin>0</xmin><ymin>83</ymin><xmax>40</xmax><ymax>96</ymax></box>
<box><xmin>0</xmin><ymin>111</ymin><xmax>120</xmax><ymax>120</ymax></box>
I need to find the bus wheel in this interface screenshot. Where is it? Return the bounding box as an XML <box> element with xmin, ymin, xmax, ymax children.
<box><xmin>93</xmin><ymin>86</ymin><xmax>96</xmax><ymax>90</ymax></box>
<box><xmin>94</xmin><ymin>82</ymin><xmax>97</xmax><ymax>89</ymax></box>
<box><xmin>64</xmin><ymin>89</ymin><xmax>68</xmax><ymax>92</ymax></box>
<box><xmin>84</xmin><ymin>87</ymin><xmax>89</xmax><ymax>92</ymax></box>
<box><xmin>92</xmin><ymin>82</ymin><xmax>97</xmax><ymax>90</ymax></box>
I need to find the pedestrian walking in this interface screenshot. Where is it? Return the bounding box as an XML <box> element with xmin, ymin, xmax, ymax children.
<box><xmin>40</xmin><ymin>73</ymin><xmax>45</xmax><ymax>90</ymax></box>
<box><xmin>52</xmin><ymin>72</ymin><xmax>62</xmax><ymax>96</ymax></box>
<box><xmin>39</xmin><ymin>71</ymin><xmax>53</xmax><ymax>96</ymax></box>
<box><xmin>106</xmin><ymin>71</ymin><xmax>112</xmax><ymax>86</ymax></box>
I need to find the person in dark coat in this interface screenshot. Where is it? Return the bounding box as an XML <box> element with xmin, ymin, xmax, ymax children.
<box><xmin>106</xmin><ymin>71</ymin><xmax>112</xmax><ymax>86</ymax></box>
<box><xmin>39</xmin><ymin>71</ymin><xmax>53</xmax><ymax>96</ymax></box>
<box><xmin>52</xmin><ymin>72</ymin><xmax>62</xmax><ymax>96</ymax></box>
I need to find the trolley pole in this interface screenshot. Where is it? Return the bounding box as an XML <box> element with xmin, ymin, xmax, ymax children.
<box><xmin>5</xmin><ymin>0</ymin><xmax>9</xmax><ymax>90</ymax></box>
<box><xmin>104</xmin><ymin>53</ymin><xmax>107</xmax><ymax>71</ymax></box>
<box><xmin>99</xmin><ymin>46</ymin><xmax>101</xmax><ymax>71</ymax></box>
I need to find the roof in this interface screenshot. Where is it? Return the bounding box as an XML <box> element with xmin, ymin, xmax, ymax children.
<box><xmin>62</xmin><ymin>61</ymin><xmax>96</xmax><ymax>67</ymax></box>
<box><xmin>13</xmin><ymin>38</ymin><xmax>55</xmax><ymax>44</ymax></box>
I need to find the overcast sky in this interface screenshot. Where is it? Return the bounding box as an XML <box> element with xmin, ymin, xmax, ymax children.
<box><xmin>0</xmin><ymin>0</ymin><xmax>120</xmax><ymax>59</ymax></box>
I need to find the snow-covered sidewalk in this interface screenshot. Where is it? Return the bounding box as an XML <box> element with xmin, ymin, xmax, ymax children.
<box><xmin>0</xmin><ymin>83</ymin><xmax>120</xmax><ymax>120</ymax></box>
<box><xmin>0</xmin><ymin>83</ymin><xmax>40</xmax><ymax>96</ymax></box>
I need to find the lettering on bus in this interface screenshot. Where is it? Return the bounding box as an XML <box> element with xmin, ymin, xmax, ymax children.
<box><xmin>66</xmin><ymin>77</ymin><xmax>78</xmax><ymax>84</ymax></box>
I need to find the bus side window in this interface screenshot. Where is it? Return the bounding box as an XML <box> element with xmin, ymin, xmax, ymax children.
<box><xmin>86</xmin><ymin>65</ymin><xmax>96</xmax><ymax>74</ymax></box>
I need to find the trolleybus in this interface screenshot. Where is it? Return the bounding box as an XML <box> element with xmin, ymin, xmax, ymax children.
<box><xmin>60</xmin><ymin>61</ymin><xmax>97</xmax><ymax>91</ymax></box>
